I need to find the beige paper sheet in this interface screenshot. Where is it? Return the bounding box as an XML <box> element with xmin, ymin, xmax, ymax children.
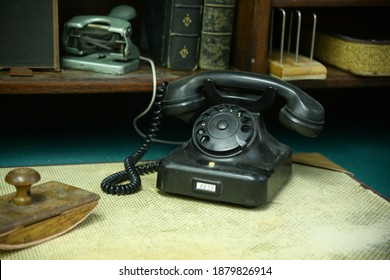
<box><xmin>0</xmin><ymin>161</ymin><xmax>389</xmax><ymax>260</ymax></box>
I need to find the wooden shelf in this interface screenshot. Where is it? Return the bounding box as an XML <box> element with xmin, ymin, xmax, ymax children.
<box><xmin>272</xmin><ymin>0</ymin><xmax>390</xmax><ymax>8</ymax></box>
<box><xmin>290</xmin><ymin>66</ymin><xmax>390</xmax><ymax>89</ymax></box>
<box><xmin>1</xmin><ymin>63</ymin><xmax>389</xmax><ymax>95</ymax></box>
<box><xmin>0</xmin><ymin>64</ymin><xmax>196</xmax><ymax>94</ymax></box>
<box><xmin>1</xmin><ymin>0</ymin><xmax>389</xmax><ymax>95</ymax></box>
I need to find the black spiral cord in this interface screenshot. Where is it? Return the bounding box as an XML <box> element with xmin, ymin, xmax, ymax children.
<box><xmin>100</xmin><ymin>82</ymin><xmax>167</xmax><ymax>195</ymax></box>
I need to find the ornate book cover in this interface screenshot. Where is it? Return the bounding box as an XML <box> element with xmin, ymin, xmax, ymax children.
<box><xmin>143</xmin><ymin>0</ymin><xmax>202</xmax><ymax>70</ymax></box>
<box><xmin>198</xmin><ymin>0</ymin><xmax>236</xmax><ymax>70</ymax></box>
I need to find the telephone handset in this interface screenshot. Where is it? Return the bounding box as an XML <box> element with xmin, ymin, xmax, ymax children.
<box><xmin>101</xmin><ymin>70</ymin><xmax>325</xmax><ymax>207</ymax></box>
<box><xmin>162</xmin><ymin>71</ymin><xmax>324</xmax><ymax>137</ymax></box>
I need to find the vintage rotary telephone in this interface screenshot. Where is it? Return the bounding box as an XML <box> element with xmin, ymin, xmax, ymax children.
<box><xmin>101</xmin><ymin>70</ymin><xmax>324</xmax><ymax>207</ymax></box>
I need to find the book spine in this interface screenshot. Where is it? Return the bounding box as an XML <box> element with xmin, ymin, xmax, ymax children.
<box><xmin>161</xmin><ymin>0</ymin><xmax>203</xmax><ymax>70</ymax></box>
<box><xmin>141</xmin><ymin>0</ymin><xmax>167</xmax><ymax>62</ymax></box>
<box><xmin>198</xmin><ymin>0</ymin><xmax>236</xmax><ymax>70</ymax></box>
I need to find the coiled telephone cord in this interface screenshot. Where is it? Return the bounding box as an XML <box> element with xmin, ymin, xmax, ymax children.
<box><xmin>100</xmin><ymin>82</ymin><xmax>167</xmax><ymax>195</ymax></box>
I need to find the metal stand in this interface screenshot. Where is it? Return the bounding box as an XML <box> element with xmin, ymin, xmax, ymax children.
<box><xmin>268</xmin><ymin>9</ymin><xmax>327</xmax><ymax>80</ymax></box>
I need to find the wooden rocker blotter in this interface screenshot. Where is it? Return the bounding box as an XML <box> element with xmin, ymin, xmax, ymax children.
<box><xmin>0</xmin><ymin>167</ymin><xmax>100</xmax><ymax>250</ymax></box>
<box><xmin>268</xmin><ymin>8</ymin><xmax>327</xmax><ymax>80</ymax></box>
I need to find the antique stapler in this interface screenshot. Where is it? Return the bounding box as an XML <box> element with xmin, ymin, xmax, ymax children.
<box><xmin>61</xmin><ymin>5</ymin><xmax>140</xmax><ymax>74</ymax></box>
<box><xmin>0</xmin><ymin>168</ymin><xmax>100</xmax><ymax>250</ymax></box>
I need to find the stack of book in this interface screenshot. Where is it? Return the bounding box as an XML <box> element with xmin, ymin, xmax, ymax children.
<box><xmin>143</xmin><ymin>0</ymin><xmax>237</xmax><ymax>70</ymax></box>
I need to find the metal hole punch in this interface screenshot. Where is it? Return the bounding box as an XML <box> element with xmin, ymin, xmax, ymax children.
<box><xmin>61</xmin><ymin>5</ymin><xmax>140</xmax><ymax>75</ymax></box>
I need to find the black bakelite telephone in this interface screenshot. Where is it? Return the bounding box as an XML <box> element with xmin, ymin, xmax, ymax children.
<box><xmin>101</xmin><ymin>70</ymin><xmax>325</xmax><ymax>207</ymax></box>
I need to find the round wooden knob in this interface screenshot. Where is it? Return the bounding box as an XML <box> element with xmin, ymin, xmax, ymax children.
<box><xmin>5</xmin><ymin>168</ymin><xmax>41</xmax><ymax>206</ymax></box>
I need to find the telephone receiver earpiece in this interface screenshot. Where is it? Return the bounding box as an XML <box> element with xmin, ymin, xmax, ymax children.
<box><xmin>164</xmin><ymin>70</ymin><xmax>325</xmax><ymax>137</ymax></box>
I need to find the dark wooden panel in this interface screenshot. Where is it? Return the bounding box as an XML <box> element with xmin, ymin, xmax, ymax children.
<box><xmin>231</xmin><ymin>0</ymin><xmax>272</xmax><ymax>74</ymax></box>
<box><xmin>0</xmin><ymin>0</ymin><xmax>59</xmax><ymax>71</ymax></box>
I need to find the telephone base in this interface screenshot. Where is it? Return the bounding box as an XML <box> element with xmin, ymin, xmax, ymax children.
<box><xmin>157</xmin><ymin>145</ymin><xmax>292</xmax><ymax>207</ymax></box>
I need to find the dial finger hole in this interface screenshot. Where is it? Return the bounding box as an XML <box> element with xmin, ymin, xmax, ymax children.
<box><xmin>241</xmin><ymin>125</ymin><xmax>252</xmax><ymax>133</ymax></box>
<box><xmin>200</xmin><ymin>135</ymin><xmax>210</xmax><ymax>144</ymax></box>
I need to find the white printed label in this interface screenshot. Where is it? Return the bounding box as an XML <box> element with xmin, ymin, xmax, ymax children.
<box><xmin>195</xmin><ymin>182</ymin><xmax>217</xmax><ymax>193</ymax></box>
